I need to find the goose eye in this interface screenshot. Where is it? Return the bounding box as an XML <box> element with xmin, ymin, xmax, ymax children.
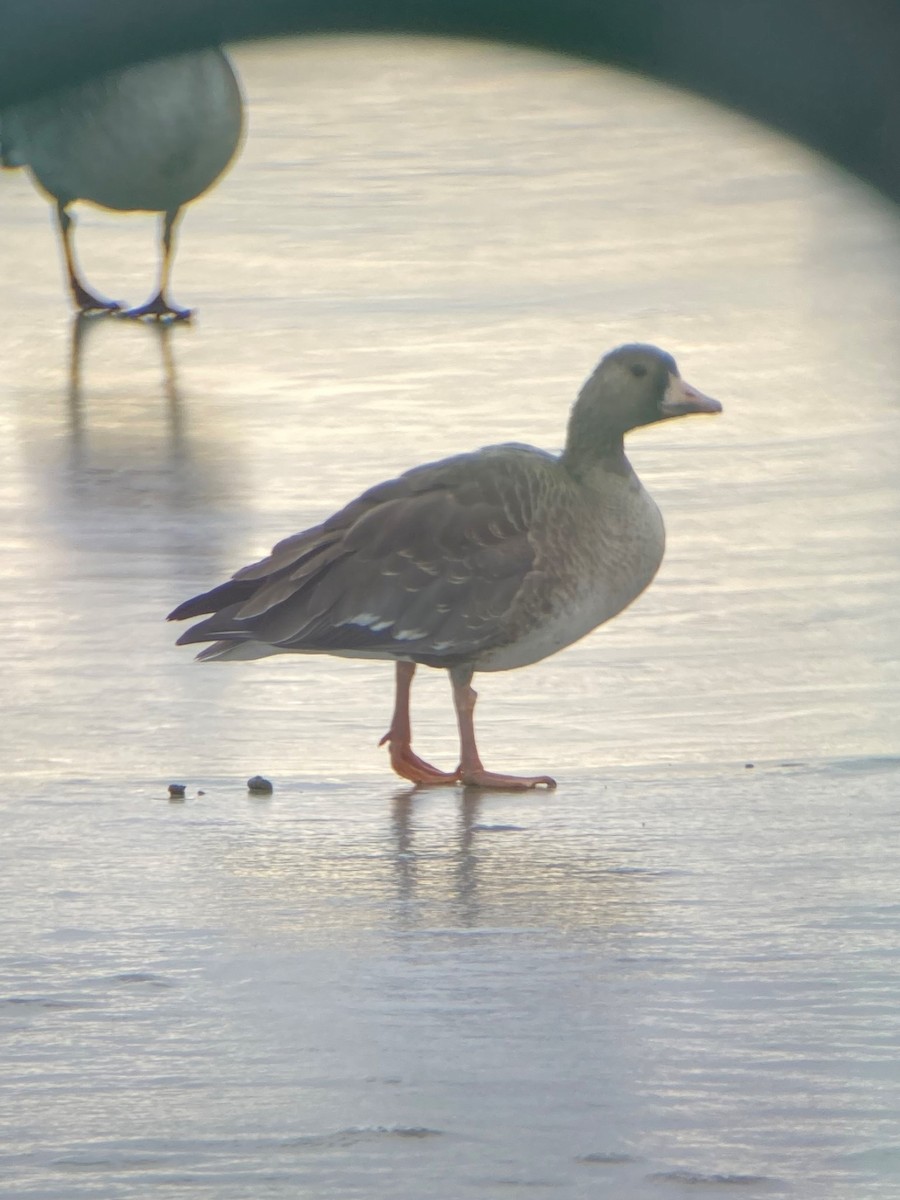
<box><xmin>630</xmin><ymin>363</ymin><xmax>648</xmax><ymax>378</ymax></box>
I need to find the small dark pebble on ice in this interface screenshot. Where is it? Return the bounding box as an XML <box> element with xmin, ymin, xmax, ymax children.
<box><xmin>168</xmin><ymin>783</ymin><xmax>186</xmax><ymax>798</ymax></box>
<box><xmin>745</xmin><ymin>763</ymin><xmax>754</xmax><ymax>769</ymax></box>
<box><xmin>247</xmin><ymin>775</ymin><xmax>274</xmax><ymax>794</ymax></box>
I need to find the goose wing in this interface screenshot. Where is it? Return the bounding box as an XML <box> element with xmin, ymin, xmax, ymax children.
<box><xmin>169</xmin><ymin>444</ymin><xmax>558</xmax><ymax>666</ymax></box>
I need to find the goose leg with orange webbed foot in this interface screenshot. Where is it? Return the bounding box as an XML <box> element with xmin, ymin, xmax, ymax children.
<box><xmin>122</xmin><ymin>208</ymin><xmax>192</xmax><ymax>321</ymax></box>
<box><xmin>450</xmin><ymin>665</ymin><xmax>557</xmax><ymax>791</ymax></box>
<box><xmin>380</xmin><ymin>661</ymin><xmax>460</xmax><ymax>785</ymax></box>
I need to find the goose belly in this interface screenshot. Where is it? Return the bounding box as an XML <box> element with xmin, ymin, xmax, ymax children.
<box><xmin>476</xmin><ymin>483</ymin><xmax>665</xmax><ymax>673</ymax></box>
<box><xmin>12</xmin><ymin>50</ymin><xmax>242</xmax><ymax>211</ymax></box>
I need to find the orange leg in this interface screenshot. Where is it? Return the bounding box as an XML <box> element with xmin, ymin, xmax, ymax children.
<box><xmin>450</xmin><ymin>665</ymin><xmax>557</xmax><ymax>791</ymax></box>
<box><xmin>380</xmin><ymin>662</ymin><xmax>459</xmax><ymax>785</ymax></box>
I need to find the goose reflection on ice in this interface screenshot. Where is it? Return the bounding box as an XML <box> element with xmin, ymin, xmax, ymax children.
<box><xmin>67</xmin><ymin>313</ymin><xmax>185</xmax><ymax>448</ymax></box>
<box><xmin>217</xmin><ymin>782</ymin><xmax>649</xmax><ymax>941</ymax></box>
<box><xmin>19</xmin><ymin>314</ymin><xmax>239</xmax><ymax>559</ymax></box>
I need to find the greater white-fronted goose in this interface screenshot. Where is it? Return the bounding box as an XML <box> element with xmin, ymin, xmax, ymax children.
<box><xmin>1</xmin><ymin>48</ymin><xmax>243</xmax><ymax>320</ymax></box>
<box><xmin>169</xmin><ymin>344</ymin><xmax>722</xmax><ymax>789</ymax></box>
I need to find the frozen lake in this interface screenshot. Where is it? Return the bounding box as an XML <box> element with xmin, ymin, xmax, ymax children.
<box><xmin>2</xmin><ymin>35</ymin><xmax>899</xmax><ymax>1199</ymax></box>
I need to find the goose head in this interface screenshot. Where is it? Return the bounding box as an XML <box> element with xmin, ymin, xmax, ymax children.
<box><xmin>562</xmin><ymin>343</ymin><xmax>721</xmax><ymax>475</ymax></box>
